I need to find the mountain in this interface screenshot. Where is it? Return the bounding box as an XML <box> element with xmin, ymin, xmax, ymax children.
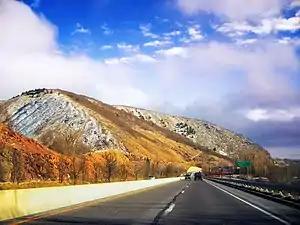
<box><xmin>115</xmin><ymin>106</ymin><xmax>269</xmax><ymax>160</ymax></box>
<box><xmin>0</xmin><ymin>89</ymin><xmax>231</xmax><ymax>174</ymax></box>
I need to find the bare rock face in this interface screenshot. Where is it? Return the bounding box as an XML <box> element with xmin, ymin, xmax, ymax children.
<box><xmin>115</xmin><ymin>106</ymin><xmax>268</xmax><ymax>159</ymax></box>
<box><xmin>0</xmin><ymin>89</ymin><xmax>123</xmax><ymax>153</ymax></box>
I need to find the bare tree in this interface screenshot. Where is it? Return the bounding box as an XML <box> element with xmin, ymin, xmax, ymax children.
<box><xmin>40</xmin><ymin>129</ymin><xmax>89</xmax><ymax>184</ymax></box>
<box><xmin>103</xmin><ymin>152</ymin><xmax>118</xmax><ymax>182</ymax></box>
<box><xmin>144</xmin><ymin>158</ymin><xmax>150</xmax><ymax>179</ymax></box>
<box><xmin>151</xmin><ymin>161</ymin><xmax>161</xmax><ymax>177</ymax></box>
<box><xmin>165</xmin><ymin>163</ymin><xmax>175</xmax><ymax>177</ymax></box>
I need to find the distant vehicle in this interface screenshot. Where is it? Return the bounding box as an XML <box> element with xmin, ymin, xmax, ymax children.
<box><xmin>185</xmin><ymin>172</ymin><xmax>193</xmax><ymax>180</ymax></box>
<box><xmin>148</xmin><ymin>176</ymin><xmax>155</xmax><ymax>180</ymax></box>
<box><xmin>194</xmin><ymin>172</ymin><xmax>203</xmax><ymax>181</ymax></box>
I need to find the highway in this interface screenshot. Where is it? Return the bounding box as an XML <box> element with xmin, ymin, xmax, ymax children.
<box><xmin>5</xmin><ymin>180</ymin><xmax>300</xmax><ymax>225</ymax></box>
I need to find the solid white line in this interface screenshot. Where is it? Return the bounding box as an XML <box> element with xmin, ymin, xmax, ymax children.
<box><xmin>205</xmin><ymin>180</ymin><xmax>290</xmax><ymax>225</ymax></box>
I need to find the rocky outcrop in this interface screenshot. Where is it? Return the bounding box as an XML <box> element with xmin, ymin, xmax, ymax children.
<box><xmin>0</xmin><ymin>89</ymin><xmax>123</xmax><ymax>153</ymax></box>
<box><xmin>115</xmin><ymin>106</ymin><xmax>269</xmax><ymax>160</ymax></box>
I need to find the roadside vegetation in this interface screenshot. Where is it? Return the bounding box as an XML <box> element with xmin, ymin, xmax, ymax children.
<box><xmin>0</xmin><ymin>124</ymin><xmax>187</xmax><ymax>190</ymax></box>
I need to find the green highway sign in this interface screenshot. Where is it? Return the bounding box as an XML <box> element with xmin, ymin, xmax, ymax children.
<box><xmin>236</xmin><ymin>161</ymin><xmax>253</xmax><ymax>168</ymax></box>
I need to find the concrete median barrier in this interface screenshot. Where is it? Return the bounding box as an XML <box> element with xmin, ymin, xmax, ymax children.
<box><xmin>0</xmin><ymin>177</ymin><xmax>181</xmax><ymax>221</ymax></box>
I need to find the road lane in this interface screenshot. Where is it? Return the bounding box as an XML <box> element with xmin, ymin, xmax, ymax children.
<box><xmin>158</xmin><ymin>180</ymin><xmax>300</xmax><ymax>225</ymax></box>
<box><xmin>6</xmin><ymin>181</ymin><xmax>189</xmax><ymax>225</ymax></box>
<box><xmin>4</xmin><ymin>179</ymin><xmax>300</xmax><ymax>225</ymax></box>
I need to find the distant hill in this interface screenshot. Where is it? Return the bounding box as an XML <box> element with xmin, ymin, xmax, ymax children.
<box><xmin>0</xmin><ymin>89</ymin><xmax>233</xmax><ymax>184</ymax></box>
<box><xmin>115</xmin><ymin>106</ymin><xmax>270</xmax><ymax>160</ymax></box>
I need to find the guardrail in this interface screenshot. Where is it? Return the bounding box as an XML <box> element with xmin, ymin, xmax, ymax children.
<box><xmin>207</xmin><ymin>178</ymin><xmax>300</xmax><ymax>210</ymax></box>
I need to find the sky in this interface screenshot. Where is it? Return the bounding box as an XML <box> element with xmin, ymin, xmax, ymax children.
<box><xmin>0</xmin><ymin>0</ymin><xmax>299</xmax><ymax>159</ymax></box>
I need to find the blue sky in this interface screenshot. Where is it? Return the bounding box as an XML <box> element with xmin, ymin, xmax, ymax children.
<box><xmin>22</xmin><ymin>0</ymin><xmax>300</xmax><ymax>58</ymax></box>
<box><xmin>1</xmin><ymin>0</ymin><xmax>300</xmax><ymax>158</ymax></box>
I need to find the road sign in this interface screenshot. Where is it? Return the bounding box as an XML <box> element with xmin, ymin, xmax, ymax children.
<box><xmin>236</xmin><ymin>161</ymin><xmax>253</xmax><ymax>168</ymax></box>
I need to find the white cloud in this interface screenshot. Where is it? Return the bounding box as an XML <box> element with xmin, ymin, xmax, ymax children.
<box><xmin>156</xmin><ymin>47</ymin><xmax>187</xmax><ymax>57</ymax></box>
<box><xmin>117</xmin><ymin>43</ymin><xmax>139</xmax><ymax>53</ymax></box>
<box><xmin>0</xmin><ymin>0</ymin><xmax>149</xmax><ymax>107</ymax></box>
<box><xmin>236</xmin><ymin>38</ymin><xmax>257</xmax><ymax>46</ymax></box>
<box><xmin>152</xmin><ymin>41</ymin><xmax>298</xmax><ymax>111</ymax></box>
<box><xmin>246</xmin><ymin>108</ymin><xmax>300</xmax><ymax>122</ymax></box>
<box><xmin>178</xmin><ymin>25</ymin><xmax>204</xmax><ymax>43</ymax></box>
<box><xmin>176</xmin><ymin>0</ymin><xmax>285</xmax><ymax>21</ymax></box>
<box><xmin>179</xmin><ymin>37</ymin><xmax>191</xmax><ymax>43</ymax></box>
<box><xmin>144</xmin><ymin>40</ymin><xmax>172</xmax><ymax>47</ymax></box>
<box><xmin>100</xmin><ymin>45</ymin><xmax>113</xmax><ymax>50</ymax></box>
<box><xmin>278</xmin><ymin>37</ymin><xmax>300</xmax><ymax>46</ymax></box>
<box><xmin>165</xmin><ymin>30</ymin><xmax>181</xmax><ymax>36</ymax></box>
<box><xmin>101</xmin><ymin>24</ymin><xmax>113</xmax><ymax>35</ymax></box>
<box><xmin>216</xmin><ymin>16</ymin><xmax>300</xmax><ymax>37</ymax></box>
<box><xmin>188</xmin><ymin>26</ymin><xmax>204</xmax><ymax>41</ymax></box>
<box><xmin>72</xmin><ymin>23</ymin><xmax>90</xmax><ymax>35</ymax></box>
<box><xmin>139</xmin><ymin>24</ymin><xmax>159</xmax><ymax>38</ymax></box>
<box><xmin>134</xmin><ymin>54</ymin><xmax>156</xmax><ymax>63</ymax></box>
<box><xmin>272</xmin><ymin>16</ymin><xmax>300</xmax><ymax>31</ymax></box>
<box><xmin>290</xmin><ymin>0</ymin><xmax>300</xmax><ymax>8</ymax></box>
<box><xmin>105</xmin><ymin>54</ymin><xmax>156</xmax><ymax>65</ymax></box>
<box><xmin>278</xmin><ymin>37</ymin><xmax>292</xmax><ymax>44</ymax></box>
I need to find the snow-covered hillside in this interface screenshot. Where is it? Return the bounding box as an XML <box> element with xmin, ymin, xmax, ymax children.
<box><xmin>0</xmin><ymin>89</ymin><xmax>122</xmax><ymax>151</ymax></box>
<box><xmin>115</xmin><ymin>105</ymin><xmax>266</xmax><ymax>159</ymax></box>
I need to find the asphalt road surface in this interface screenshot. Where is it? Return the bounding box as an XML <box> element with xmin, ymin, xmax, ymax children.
<box><xmin>5</xmin><ymin>180</ymin><xmax>300</xmax><ymax>225</ymax></box>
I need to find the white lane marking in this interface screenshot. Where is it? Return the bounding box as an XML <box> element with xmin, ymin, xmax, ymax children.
<box><xmin>163</xmin><ymin>203</ymin><xmax>176</xmax><ymax>215</ymax></box>
<box><xmin>205</xmin><ymin>180</ymin><xmax>290</xmax><ymax>225</ymax></box>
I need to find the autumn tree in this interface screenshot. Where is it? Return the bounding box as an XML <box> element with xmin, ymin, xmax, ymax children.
<box><xmin>11</xmin><ymin>149</ymin><xmax>25</xmax><ymax>184</ymax></box>
<box><xmin>118</xmin><ymin>162</ymin><xmax>129</xmax><ymax>181</ymax></box>
<box><xmin>0</xmin><ymin>148</ymin><xmax>12</xmax><ymax>182</ymax></box>
<box><xmin>80</xmin><ymin>156</ymin><xmax>88</xmax><ymax>183</ymax></box>
<box><xmin>0</xmin><ymin>161</ymin><xmax>5</xmax><ymax>182</ymax></box>
<box><xmin>102</xmin><ymin>151</ymin><xmax>118</xmax><ymax>182</ymax></box>
<box><xmin>58</xmin><ymin>156</ymin><xmax>68</xmax><ymax>183</ymax></box>
<box><xmin>132</xmin><ymin>161</ymin><xmax>143</xmax><ymax>180</ymax></box>
<box><xmin>93</xmin><ymin>161</ymin><xmax>103</xmax><ymax>183</ymax></box>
